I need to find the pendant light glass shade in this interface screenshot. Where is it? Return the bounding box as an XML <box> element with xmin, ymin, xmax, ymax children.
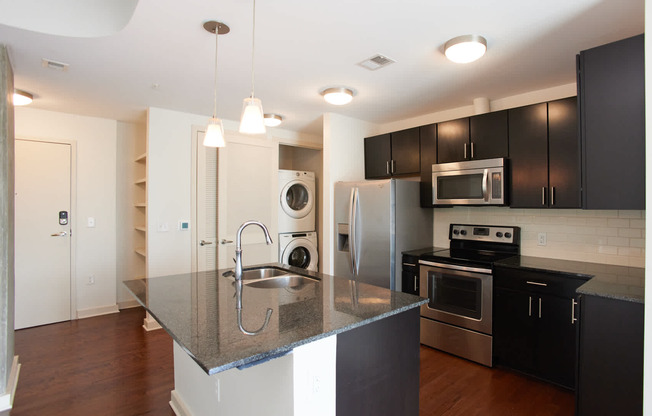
<box><xmin>239</xmin><ymin>97</ymin><xmax>266</xmax><ymax>134</ymax></box>
<box><xmin>204</xmin><ymin>117</ymin><xmax>226</xmax><ymax>147</ymax></box>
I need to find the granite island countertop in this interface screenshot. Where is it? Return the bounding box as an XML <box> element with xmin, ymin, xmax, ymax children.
<box><xmin>124</xmin><ymin>263</ymin><xmax>427</xmax><ymax>375</ymax></box>
<box><xmin>495</xmin><ymin>256</ymin><xmax>644</xmax><ymax>303</ymax></box>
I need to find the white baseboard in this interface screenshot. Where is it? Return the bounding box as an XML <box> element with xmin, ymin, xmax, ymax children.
<box><xmin>117</xmin><ymin>299</ymin><xmax>141</xmax><ymax>310</ymax></box>
<box><xmin>0</xmin><ymin>356</ymin><xmax>21</xmax><ymax>416</ymax></box>
<box><xmin>76</xmin><ymin>304</ymin><xmax>120</xmax><ymax>319</ymax></box>
<box><xmin>142</xmin><ymin>313</ymin><xmax>162</xmax><ymax>331</ymax></box>
<box><xmin>170</xmin><ymin>390</ymin><xmax>192</xmax><ymax>416</ymax></box>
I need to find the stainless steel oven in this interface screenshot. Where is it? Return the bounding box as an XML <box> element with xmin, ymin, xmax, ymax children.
<box><xmin>418</xmin><ymin>224</ymin><xmax>520</xmax><ymax>367</ymax></box>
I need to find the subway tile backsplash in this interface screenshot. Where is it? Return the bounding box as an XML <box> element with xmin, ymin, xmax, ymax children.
<box><xmin>433</xmin><ymin>207</ymin><xmax>645</xmax><ymax>268</ymax></box>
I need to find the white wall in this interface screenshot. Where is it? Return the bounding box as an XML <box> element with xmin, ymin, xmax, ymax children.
<box><xmin>321</xmin><ymin>113</ymin><xmax>378</xmax><ymax>273</ymax></box>
<box><xmin>14</xmin><ymin>107</ymin><xmax>118</xmax><ymax>314</ymax></box>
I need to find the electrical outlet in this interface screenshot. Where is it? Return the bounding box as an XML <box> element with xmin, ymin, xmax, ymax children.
<box><xmin>87</xmin><ymin>275</ymin><xmax>95</xmax><ymax>285</ymax></box>
<box><xmin>537</xmin><ymin>232</ymin><xmax>547</xmax><ymax>246</ymax></box>
<box><xmin>313</xmin><ymin>375</ymin><xmax>321</xmax><ymax>394</ymax></box>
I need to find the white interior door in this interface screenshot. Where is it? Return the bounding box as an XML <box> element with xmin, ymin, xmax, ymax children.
<box><xmin>217</xmin><ymin>133</ymin><xmax>275</xmax><ymax>269</ymax></box>
<box><xmin>192</xmin><ymin>131</ymin><xmax>275</xmax><ymax>272</ymax></box>
<box><xmin>193</xmin><ymin>131</ymin><xmax>218</xmax><ymax>272</ymax></box>
<box><xmin>14</xmin><ymin>139</ymin><xmax>72</xmax><ymax>329</ymax></box>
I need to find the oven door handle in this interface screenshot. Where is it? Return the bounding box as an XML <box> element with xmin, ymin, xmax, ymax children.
<box><xmin>482</xmin><ymin>169</ymin><xmax>489</xmax><ymax>202</ymax></box>
<box><xmin>419</xmin><ymin>260</ymin><xmax>492</xmax><ymax>275</ymax></box>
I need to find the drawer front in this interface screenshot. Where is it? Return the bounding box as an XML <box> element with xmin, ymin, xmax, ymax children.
<box><xmin>494</xmin><ymin>266</ymin><xmax>588</xmax><ymax>298</ymax></box>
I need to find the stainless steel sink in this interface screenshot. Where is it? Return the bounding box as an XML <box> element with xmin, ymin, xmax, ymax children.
<box><xmin>244</xmin><ymin>274</ymin><xmax>317</xmax><ymax>289</ymax></box>
<box><xmin>222</xmin><ymin>267</ymin><xmax>288</xmax><ymax>280</ymax></box>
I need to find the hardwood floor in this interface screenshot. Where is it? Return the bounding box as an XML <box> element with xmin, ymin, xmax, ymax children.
<box><xmin>12</xmin><ymin>307</ymin><xmax>574</xmax><ymax>415</ymax></box>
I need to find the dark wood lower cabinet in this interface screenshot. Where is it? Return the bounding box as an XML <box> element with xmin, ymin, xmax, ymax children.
<box><xmin>337</xmin><ymin>307</ymin><xmax>420</xmax><ymax>416</ymax></box>
<box><xmin>577</xmin><ymin>295</ymin><xmax>643</xmax><ymax>416</ymax></box>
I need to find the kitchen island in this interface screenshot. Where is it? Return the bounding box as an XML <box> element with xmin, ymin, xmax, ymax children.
<box><xmin>124</xmin><ymin>264</ymin><xmax>426</xmax><ymax>416</ymax></box>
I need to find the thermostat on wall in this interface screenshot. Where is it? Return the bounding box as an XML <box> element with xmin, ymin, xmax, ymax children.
<box><xmin>178</xmin><ymin>221</ymin><xmax>190</xmax><ymax>231</ymax></box>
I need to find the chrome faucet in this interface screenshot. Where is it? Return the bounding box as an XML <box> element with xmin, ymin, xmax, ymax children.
<box><xmin>233</xmin><ymin>220</ymin><xmax>274</xmax><ymax>336</ymax></box>
<box><xmin>234</xmin><ymin>220</ymin><xmax>273</xmax><ymax>282</ymax></box>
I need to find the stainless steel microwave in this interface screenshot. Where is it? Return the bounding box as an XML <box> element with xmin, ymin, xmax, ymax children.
<box><xmin>432</xmin><ymin>158</ymin><xmax>507</xmax><ymax>205</ymax></box>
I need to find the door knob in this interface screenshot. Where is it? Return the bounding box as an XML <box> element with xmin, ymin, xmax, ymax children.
<box><xmin>51</xmin><ymin>231</ymin><xmax>67</xmax><ymax>237</ymax></box>
<box><xmin>200</xmin><ymin>240</ymin><xmax>213</xmax><ymax>246</ymax></box>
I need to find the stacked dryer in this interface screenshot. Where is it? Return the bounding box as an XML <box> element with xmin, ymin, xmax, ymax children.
<box><xmin>278</xmin><ymin>170</ymin><xmax>318</xmax><ymax>272</ymax></box>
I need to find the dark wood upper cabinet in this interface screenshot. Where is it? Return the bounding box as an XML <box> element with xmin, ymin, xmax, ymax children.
<box><xmin>469</xmin><ymin>110</ymin><xmax>509</xmax><ymax>160</ymax></box>
<box><xmin>509</xmin><ymin>98</ymin><xmax>581</xmax><ymax>209</ymax></box>
<box><xmin>437</xmin><ymin>118</ymin><xmax>469</xmax><ymax>163</ymax></box>
<box><xmin>419</xmin><ymin>123</ymin><xmax>437</xmax><ymax>207</ymax></box>
<box><xmin>364</xmin><ymin>128</ymin><xmax>420</xmax><ymax>179</ymax></box>
<box><xmin>364</xmin><ymin>133</ymin><xmax>391</xmax><ymax>179</ymax></box>
<box><xmin>578</xmin><ymin>34</ymin><xmax>644</xmax><ymax>210</ymax></box>
<box><xmin>509</xmin><ymin>102</ymin><xmax>549</xmax><ymax>208</ymax></box>
<box><xmin>548</xmin><ymin>97</ymin><xmax>581</xmax><ymax>208</ymax></box>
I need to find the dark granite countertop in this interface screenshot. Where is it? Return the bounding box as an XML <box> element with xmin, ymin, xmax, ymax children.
<box><xmin>495</xmin><ymin>256</ymin><xmax>644</xmax><ymax>304</ymax></box>
<box><xmin>124</xmin><ymin>263</ymin><xmax>426</xmax><ymax>375</ymax></box>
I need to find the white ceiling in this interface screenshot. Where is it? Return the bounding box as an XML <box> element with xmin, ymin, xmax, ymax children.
<box><xmin>0</xmin><ymin>0</ymin><xmax>644</xmax><ymax>136</ymax></box>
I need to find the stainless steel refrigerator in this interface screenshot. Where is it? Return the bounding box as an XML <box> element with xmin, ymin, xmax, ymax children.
<box><xmin>334</xmin><ymin>179</ymin><xmax>433</xmax><ymax>291</ymax></box>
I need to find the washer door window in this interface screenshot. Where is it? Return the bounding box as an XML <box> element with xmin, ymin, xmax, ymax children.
<box><xmin>280</xmin><ymin>180</ymin><xmax>314</xmax><ymax>219</ymax></box>
<box><xmin>288</xmin><ymin>246</ymin><xmax>311</xmax><ymax>269</ymax></box>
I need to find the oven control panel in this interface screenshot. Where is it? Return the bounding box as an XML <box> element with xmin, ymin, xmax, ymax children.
<box><xmin>450</xmin><ymin>224</ymin><xmax>519</xmax><ymax>244</ymax></box>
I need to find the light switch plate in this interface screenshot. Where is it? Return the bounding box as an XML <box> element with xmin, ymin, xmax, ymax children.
<box><xmin>157</xmin><ymin>222</ymin><xmax>169</xmax><ymax>232</ymax></box>
<box><xmin>87</xmin><ymin>217</ymin><xmax>95</xmax><ymax>228</ymax></box>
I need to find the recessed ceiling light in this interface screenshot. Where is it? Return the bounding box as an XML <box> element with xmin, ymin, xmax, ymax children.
<box><xmin>13</xmin><ymin>89</ymin><xmax>33</xmax><ymax>106</ymax></box>
<box><xmin>444</xmin><ymin>35</ymin><xmax>487</xmax><ymax>64</ymax></box>
<box><xmin>264</xmin><ymin>113</ymin><xmax>283</xmax><ymax>127</ymax></box>
<box><xmin>321</xmin><ymin>87</ymin><xmax>354</xmax><ymax>105</ymax></box>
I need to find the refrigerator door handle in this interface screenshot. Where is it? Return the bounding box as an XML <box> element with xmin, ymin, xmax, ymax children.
<box><xmin>348</xmin><ymin>187</ymin><xmax>359</xmax><ymax>275</ymax></box>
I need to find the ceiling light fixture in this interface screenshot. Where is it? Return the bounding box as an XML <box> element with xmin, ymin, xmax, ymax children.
<box><xmin>321</xmin><ymin>87</ymin><xmax>354</xmax><ymax>105</ymax></box>
<box><xmin>202</xmin><ymin>20</ymin><xmax>230</xmax><ymax>148</ymax></box>
<box><xmin>444</xmin><ymin>35</ymin><xmax>487</xmax><ymax>64</ymax></box>
<box><xmin>263</xmin><ymin>113</ymin><xmax>283</xmax><ymax>127</ymax></box>
<box><xmin>13</xmin><ymin>89</ymin><xmax>33</xmax><ymax>106</ymax></box>
<box><xmin>239</xmin><ymin>0</ymin><xmax>266</xmax><ymax>135</ymax></box>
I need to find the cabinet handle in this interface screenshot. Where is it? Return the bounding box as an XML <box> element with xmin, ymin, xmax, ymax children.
<box><xmin>528</xmin><ymin>296</ymin><xmax>532</xmax><ymax>317</ymax></box>
<box><xmin>403</xmin><ymin>263</ymin><xmax>416</xmax><ymax>267</ymax></box>
<box><xmin>414</xmin><ymin>276</ymin><xmax>418</xmax><ymax>293</ymax></box>
<box><xmin>526</xmin><ymin>281</ymin><xmax>548</xmax><ymax>287</ymax></box>
<box><xmin>471</xmin><ymin>142</ymin><xmax>475</xmax><ymax>159</ymax></box>
<box><xmin>386</xmin><ymin>161</ymin><xmax>390</xmax><ymax>175</ymax></box>
<box><xmin>541</xmin><ymin>187</ymin><xmax>546</xmax><ymax>206</ymax></box>
<box><xmin>464</xmin><ymin>143</ymin><xmax>468</xmax><ymax>159</ymax></box>
<box><xmin>391</xmin><ymin>159</ymin><xmax>396</xmax><ymax>174</ymax></box>
<box><xmin>538</xmin><ymin>298</ymin><xmax>542</xmax><ymax>319</ymax></box>
<box><xmin>571</xmin><ymin>299</ymin><xmax>578</xmax><ymax>324</ymax></box>
<box><xmin>551</xmin><ymin>186</ymin><xmax>556</xmax><ymax>206</ymax></box>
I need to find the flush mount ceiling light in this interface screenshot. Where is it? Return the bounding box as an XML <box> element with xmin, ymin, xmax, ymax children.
<box><xmin>263</xmin><ymin>113</ymin><xmax>283</xmax><ymax>127</ymax></box>
<box><xmin>202</xmin><ymin>20</ymin><xmax>230</xmax><ymax>148</ymax></box>
<box><xmin>321</xmin><ymin>87</ymin><xmax>354</xmax><ymax>105</ymax></box>
<box><xmin>239</xmin><ymin>0</ymin><xmax>266</xmax><ymax>135</ymax></box>
<box><xmin>444</xmin><ymin>35</ymin><xmax>487</xmax><ymax>64</ymax></box>
<box><xmin>13</xmin><ymin>89</ymin><xmax>33</xmax><ymax>106</ymax></box>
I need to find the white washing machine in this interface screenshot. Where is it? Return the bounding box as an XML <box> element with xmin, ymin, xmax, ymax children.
<box><xmin>278</xmin><ymin>170</ymin><xmax>316</xmax><ymax>233</ymax></box>
<box><xmin>278</xmin><ymin>232</ymin><xmax>318</xmax><ymax>272</ymax></box>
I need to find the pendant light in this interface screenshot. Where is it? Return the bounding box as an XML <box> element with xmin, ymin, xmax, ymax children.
<box><xmin>203</xmin><ymin>21</ymin><xmax>230</xmax><ymax>147</ymax></box>
<box><xmin>239</xmin><ymin>0</ymin><xmax>266</xmax><ymax>135</ymax></box>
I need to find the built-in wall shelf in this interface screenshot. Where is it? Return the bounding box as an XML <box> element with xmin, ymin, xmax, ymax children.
<box><xmin>135</xmin><ymin>248</ymin><xmax>146</xmax><ymax>257</ymax></box>
<box><xmin>135</xmin><ymin>153</ymin><xmax>147</xmax><ymax>163</ymax></box>
<box><xmin>135</xmin><ymin>275</ymin><xmax>145</xmax><ymax>280</ymax></box>
<box><xmin>135</xmin><ymin>178</ymin><xmax>147</xmax><ymax>185</ymax></box>
<box><xmin>135</xmin><ymin>225</ymin><xmax>146</xmax><ymax>232</ymax></box>
<box><xmin>135</xmin><ymin>202</ymin><xmax>147</xmax><ymax>208</ymax></box>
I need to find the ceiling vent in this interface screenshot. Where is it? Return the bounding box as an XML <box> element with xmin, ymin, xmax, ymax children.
<box><xmin>358</xmin><ymin>54</ymin><xmax>396</xmax><ymax>71</ymax></box>
<box><xmin>41</xmin><ymin>58</ymin><xmax>69</xmax><ymax>71</ymax></box>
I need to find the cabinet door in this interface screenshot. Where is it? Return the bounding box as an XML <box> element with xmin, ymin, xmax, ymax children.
<box><xmin>579</xmin><ymin>34</ymin><xmax>644</xmax><ymax>209</ymax></box>
<box><xmin>469</xmin><ymin>110</ymin><xmax>508</xmax><ymax>160</ymax></box>
<box><xmin>548</xmin><ymin>97</ymin><xmax>581</xmax><ymax>208</ymax></box>
<box><xmin>364</xmin><ymin>134</ymin><xmax>391</xmax><ymax>179</ymax></box>
<box><xmin>419</xmin><ymin>124</ymin><xmax>437</xmax><ymax>207</ymax></box>
<box><xmin>536</xmin><ymin>294</ymin><xmax>577</xmax><ymax>389</ymax></box>
<box><xmin>493</xmin><ymin>288</ymin><xmax>537</xmax><ymax>374</ymax></box>
<box><xmin>391</xmin><ymin>128</ymin><xmax>420</xmax><ymax>175</ymax></box>
<box><xmin>437</xmin><ymin>118</ymin><xmax>469</xmax><ymax>163</ymax></box>
<box><xmin>509</xmin><ymin>103</ymin><xmax>549</xmax><ymax>208</ymax></box>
